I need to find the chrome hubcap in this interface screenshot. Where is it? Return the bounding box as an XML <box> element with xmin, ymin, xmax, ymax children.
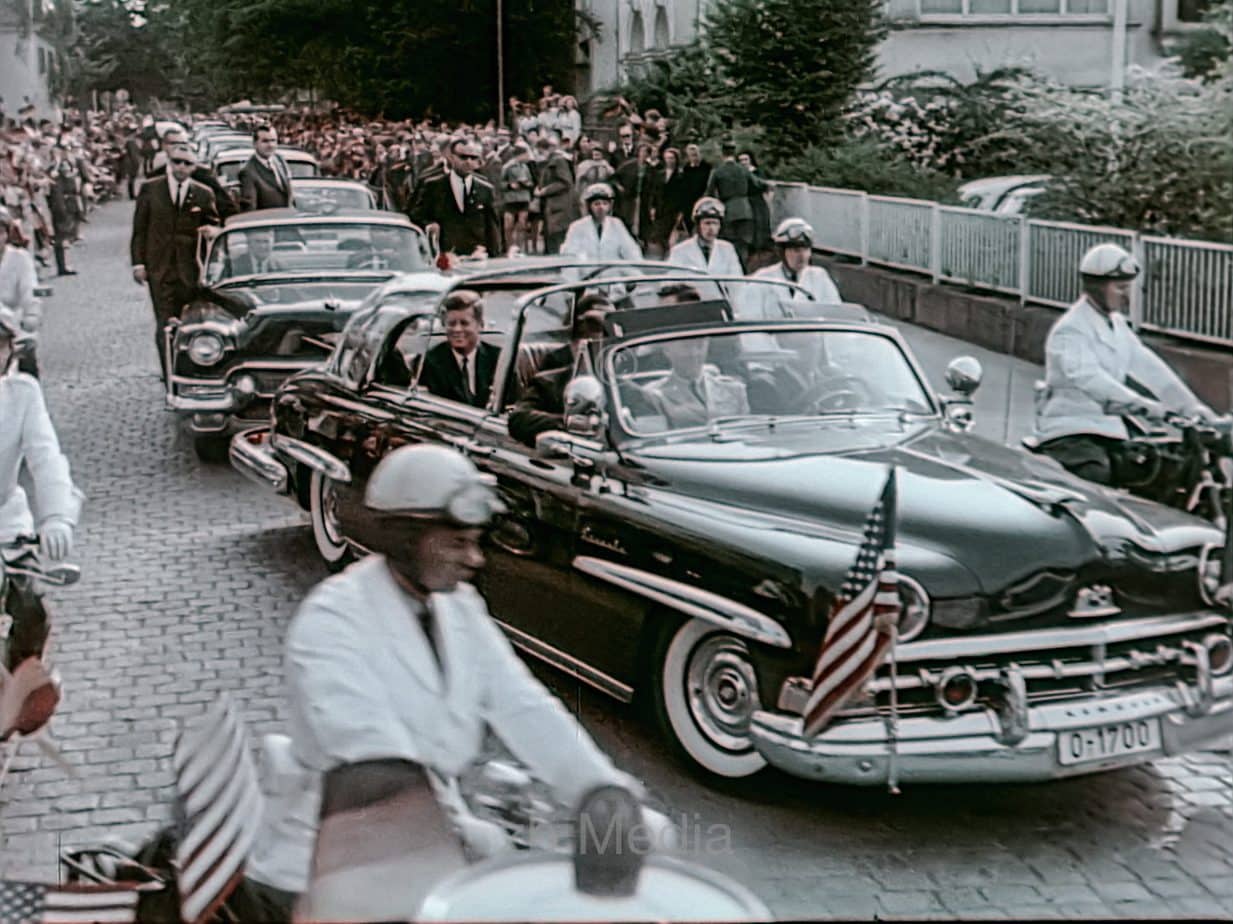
<box><xmin>685</xmin><ymin>635</ymin><xmax>761</xmax><ymax>751</ymax></box>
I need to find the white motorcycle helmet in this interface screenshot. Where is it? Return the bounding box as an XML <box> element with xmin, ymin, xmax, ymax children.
<box><xmin>1079</xmin><ymin>243</ymin><xmax>1140</xmax><ymax>280</ymax></box>
<box><xmin>581</xmin><ymin>182</ymin><xmax>615</xmax><ymax>206</ymax></box>
<box><xmin>771</xmin><ymin>217</ymin><xmax>814</xmax><ymax>248</ymax></box>
<box><xmin>364</xmin><ymin>443</ymin><xmax>505</xmax><ymax>528</ymax></box>
<box><xmin>691</xmin><ymin>197</ymin><xmax>725</xmax><ymax>223</ymax></box>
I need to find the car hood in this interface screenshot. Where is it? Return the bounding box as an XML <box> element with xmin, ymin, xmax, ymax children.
<box><xmin>629</xmin><ymin>418</ymin><xmax>1219</xmax><ymax>595</ymax></box>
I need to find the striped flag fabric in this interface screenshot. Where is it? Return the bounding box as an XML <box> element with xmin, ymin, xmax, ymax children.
<box><xmin>0</xmin><ymin>880</ymin><xmax>141</xmax><ymax>924</ymax></box>
<box><xmin>803</xmin><ymin>468</ymin><xmax>901</xmax><ymax>738</ymax></box>
<box><xmin>172</xmin><ymin>696</ymin><xmax>264</xmax><ymax>924</ymax></box>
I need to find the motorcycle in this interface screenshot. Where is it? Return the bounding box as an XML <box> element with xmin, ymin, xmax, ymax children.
<box><xmin>0</xmin><ymin>536</ymin><xmax>80</xmax><ymax>789</ymax></box>
<box><xmin>58</xmin><ymin>715</ymin><xmax>708</xmax><ymax>923</ymax></box>
<box><xmin>1027</xmin><ymin>385</ymin><xmax>1233</xmax><ymax>530</ymax></box>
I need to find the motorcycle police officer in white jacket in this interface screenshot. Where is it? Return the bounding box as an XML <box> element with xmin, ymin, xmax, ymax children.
<box><xmin>0</xmin><ymin>308</ymin><xmax>80</xmax><ymax>563</ymax></box>
<box><xmin>243</xmin><ymin>443</ymin><xmax>639</xmax><ymax>922</ymax></box>
<box><xmin>668</xmin><ymin>198</ymin><xmax>744</xmax><ymax>276</ymax></box>
<box><xmin>740</xmin><ymin>218</ymin><xmax>841</xmax><ymax>320</ymax></box>
<box><xmin>1032</xmin><ymin>242</ymin><xmax>1227</xmax><ymax>485</ymax></box>
<box><xmin>561</xmin><ymin>183</ymin><xmax>642</xmax><ymax>262</ymax></box>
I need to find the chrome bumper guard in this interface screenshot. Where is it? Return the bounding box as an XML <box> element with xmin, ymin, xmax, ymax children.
<box><xmin>166</xmin><ymin>390</ymin><xmax>240</xmax><ymax>413</ymax></box>
<box><xmin>750</xmin><ymin>674</ymin><xmax>1232</xmax><ymax>785</ymax></box>
<box><xmin>229</xmin><ymin>428</ymin><xmax>290</xmax><ymax>494</ymax></box>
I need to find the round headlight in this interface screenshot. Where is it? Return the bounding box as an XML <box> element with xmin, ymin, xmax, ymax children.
<box><xmin>897</xmin><ymin>575</ymin><xmax>931</xmax><ymax>642</ymax></box>
<box><xmin>187</xmin><ymin>332</ymin><xmax>225</xmax><ymax>366</ymax></box>
<box><xmin>1198</xmin><ymin>543</ymin><xmax>1225</xmax><ymax>607</ymax></box>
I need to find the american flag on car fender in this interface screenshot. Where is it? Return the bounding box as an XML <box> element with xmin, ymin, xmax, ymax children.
<box><xmin>803</xmin><ymin>468</ymin><xmax>901</xmax><ymax>738</ymax></box>
<box><xmin>0</xmin><ymin>880</ymin><xmax>141</xmax><ymax>924</ymax></box>
<box><xmin>172</xmin><ymin>696</ymin><xmax>264</xmax><ymax>924</ymax></box>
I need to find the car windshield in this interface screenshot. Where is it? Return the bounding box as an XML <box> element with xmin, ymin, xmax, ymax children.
<box><xmin>609</xmin><ymin>326</ymin><xmax>934</xmax><ymax>437</ymax></box>
<box><xmin>204</xmin><ymin>222</ymin><xmax>429</xmax><ymax>283</ymax></box>
<box><xmin>293</xmin><ymin>184</ymin><xmax>374</xmax><ymax>213</ymax></box>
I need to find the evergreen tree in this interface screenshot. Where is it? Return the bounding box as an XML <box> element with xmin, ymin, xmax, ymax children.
<box><xmin>702</xmin><ymin>0</ymin><xmax>886</xmax><ymax>152</ymax></box>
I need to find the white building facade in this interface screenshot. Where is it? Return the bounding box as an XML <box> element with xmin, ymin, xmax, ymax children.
<box><xmin>576</xmin><ymin>0</ymin><xmax>1216</xmax><ymax>95</ymax></box>
<box><xmin>0</xmin><ymin>0</ymin><xmax>60</xmax><ymax>120</ymax></box>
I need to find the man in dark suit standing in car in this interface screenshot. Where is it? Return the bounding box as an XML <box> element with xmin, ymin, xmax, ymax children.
<box><xmin>131</xmin><ymin>144</ymin><xmax>220</xmax><ymax>382</ymax></box>
<box><xmin>409</xmin><ymin>138</ymin><xmax>501</xmax><ymax>257</ymax></box>
<box><xmin>419</xmin><ymin>291</ymin><xmax>501</xmax><ymax>408</ymax></box>
<box><xmin>238</xmin><ymin>123</ymin><xmax>293</xmax><ymax>212</ymax></box>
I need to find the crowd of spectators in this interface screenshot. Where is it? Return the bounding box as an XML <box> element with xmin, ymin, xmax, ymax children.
<box><xmin>0</xmin><ymin>100</ymin><xmax>159</xmax><ymax>276</ymax></box>
<box><xmin>237</xmin><ymin>89</ymin><xmax>772</xmax><ymax>263</ymax></box>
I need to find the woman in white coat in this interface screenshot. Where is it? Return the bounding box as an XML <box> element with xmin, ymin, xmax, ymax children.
<box><xmin>560</xmin><ymin>183</ymin><xmax>642</xmax><ymax>263</ymax></box>
<box><xmin>244</xmin><ymin>444</ymin><xmax>638</xmax><ymax>922</ymax></box>
<box><xmin>668</xmin><ymin>197</ymin><xmax>743</xmax><ymax>276</ymax></box>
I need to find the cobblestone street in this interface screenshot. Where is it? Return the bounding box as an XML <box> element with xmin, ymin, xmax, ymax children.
<box><xmin>1</xmin><ymin>200</ymin><xmax>1231</xmax><ymax>920</ymax></box>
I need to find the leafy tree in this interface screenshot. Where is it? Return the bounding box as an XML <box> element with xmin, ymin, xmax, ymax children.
<box><xmin>600</xmin><ymin>42</ymin><xmax>736</xmax><ymax>144</ymax></box>
<box><xmin>1173</xmin><ymin>0</ymin><xmax>1231</xmax><ymax>81</ymax></box>
<box><xmin>61</xmin><ymin>0</ymin><xmax>184</xmax><ymax>104</ymax></box>
<box><xmin>701</xmin><ymin>0</ymin><xmax>885</xmax><ymax>152</ymax></box>
<box><xmin>152</xmin><ymin>0</ymin><xmax>579</xmax><ymax>119</ymax></box>
<box><xmin>773</xmin><ymin>137</ymin><xmax>959</xmax><ymax>202</ymax></box>
<box><xmin>1001</xmin><ymin>68</ymin><xmax>1233</xmax><ymax>241</ymax></box>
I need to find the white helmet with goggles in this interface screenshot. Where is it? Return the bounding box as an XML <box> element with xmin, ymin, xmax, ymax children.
<box><xmin>691</xmin><ymin>197</ymin><xmax>725</xmax><ymax>222</ymax></box>
<box><xmin>1079</xmin><ymin>243</ymin><xmax>1140</xmax><ymax>280</ymax></box>
<box><xmin>365</xmin><ymin>443</ymin><xmax>505</xmax><ymax>528</ymax></box>
<box><xmin>771</xmin><ymin>217</ymin><xmax>814</xmax><ymax>248</ymax></box>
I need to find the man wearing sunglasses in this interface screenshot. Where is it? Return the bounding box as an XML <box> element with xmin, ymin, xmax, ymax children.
<box><xmin>130</xmin><ymin>144</ymin><xmax>220</xmax><ymax>382</ymax></box>
<box><xmin>1033</xmin><ymin>243</ymin><xmax>1228</xmax><ymax>485</ymax></box>
<box><xmin>408</xmin><ymin>138</ymin><xmax>501</xmax><ymax>258</ymax></box>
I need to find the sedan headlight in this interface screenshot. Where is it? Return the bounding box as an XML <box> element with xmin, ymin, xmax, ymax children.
<box><xmin>1198</xmin><ymin>543</ymin><xmax>1226</xmax><ymax>607</ymax></box>
<box><xmin>186</xmin><ymin>332</ymin><xmax>226</xmax><ymax>366</ymax></box>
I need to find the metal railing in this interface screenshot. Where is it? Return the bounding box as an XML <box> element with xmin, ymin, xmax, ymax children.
<box><xmin>771</xmin><ymin>181</ymin><xmax>1233</xmax><ymax>347</ymax></box>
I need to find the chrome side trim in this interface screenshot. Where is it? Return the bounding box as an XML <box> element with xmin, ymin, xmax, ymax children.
<box><xmin>572</xmin><ymin>555</ymin><xmax>792</xmax><ymax>649</ymax></box>
<box><xmin>494</xmin><ymin>619</ymin><xmax>635</xmax><ymax>703</ymax></box>
<box><xmin>897</xmin><ymin>612</ymin><xmax>1229</xmax><ymax>662</ymax></box>
<box><xmin>269</xmin><ymin>434</ymin><xmax>352</xmax><ymax>484</ymax></box>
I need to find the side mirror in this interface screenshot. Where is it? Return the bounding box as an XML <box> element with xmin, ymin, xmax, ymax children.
<box><xmin>563</xmin><ymin>375</ymin><xmax>607</xmax><ymax>439</ymax></box>
<box><xmin>945</xmin><ymin>356</ymin><xmax>983</xmax><ymax>398</ymax></box>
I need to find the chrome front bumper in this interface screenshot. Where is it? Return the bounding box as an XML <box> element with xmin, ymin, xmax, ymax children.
<box><xmin>750</xmin><ymin>676</ymin><xmax>1233</xmax><ymax>785</ymax></box>
<box><xmin>230</xmin><ymin>428</ymin><xmax>290</xmax><ymax>494</ymax></box>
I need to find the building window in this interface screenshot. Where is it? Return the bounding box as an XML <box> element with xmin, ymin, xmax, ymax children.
<box><xmin>630</xmin><ymin>10</ymin><xmax>645</xmax><ymax>52</ymax></box>
<box><xmin>1178</xmin><ymin>0</ymin><xmax>1212</xmax><ymax>21</ymax></box>
<box><xmin>653</xmin><ymin>7</ymin><xmax>670</xmax><ymax>47</ymax></box>
<box><xmin>920</xmin><ymin>0</ymin><xmax>1108</xmax><ymax>13</ymax></box>
<box><xmin>38</xmin><ymin>47</ymin><xmax>46</xmax><ymax>74</ymax></box>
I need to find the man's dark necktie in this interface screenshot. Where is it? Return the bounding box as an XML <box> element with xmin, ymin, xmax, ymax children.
<box><xmin>784</xmin><ymin>268</ymin><xmax>799</xmax><ymax>284</ymax></box>
<box><xmin>690</xmin><ymin>379</ymin><xmax>707</xmax><ymax>407</ymax></box>
<box><xmin>420</xmin><ymin>602</ymin><xmax>442</xmax><ymax>673</ymax></box>
<box><xmin>699</xmin><ymin>241</ymin><xmax>712</xmax><ymax>264</ymax></box>
<box><xmin>594</xmin><ymin>220</ymin><xmax>604</xmax><ymax>242</ymax></box>
<box><xmin>461</xmin><ymin>355</ymin><xmax>474</xmax><ymax>404</ymax></box>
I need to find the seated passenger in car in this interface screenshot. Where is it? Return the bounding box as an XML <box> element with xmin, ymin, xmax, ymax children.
<box><xmin>641</xmin><ymin>336</ymin><xmax>749</xmax><ymax>429</ymax></box>
<box><xmin>346</xmin><ymin>226</ymin><xmax>409</xmax><ymax>270</ymax></box>
<box><xmin>508</xmin><ymin>300</ymin><xmax>613</xmax><ymax>447</ymax></box>
<box><xmin>420</xmin><ymin>291</ymin><xmax>499</xmax><ymax>408</ymax></box>
<box><xmin>229</xmin><ymin>229</ymin><xmax>286</xmax><ymax>276</ymax></box>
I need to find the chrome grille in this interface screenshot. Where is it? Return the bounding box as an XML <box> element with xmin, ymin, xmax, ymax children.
<box><xmin>780</xmin><ymin>613</ymin><xmax>1231</xmax><ymax>719</ymax></box>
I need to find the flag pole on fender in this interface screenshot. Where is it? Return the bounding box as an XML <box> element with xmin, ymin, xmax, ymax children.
<box><xmin>802</xmin><ymin>467</ymin><xmax>902</xmax><ymax>757</ymax></box>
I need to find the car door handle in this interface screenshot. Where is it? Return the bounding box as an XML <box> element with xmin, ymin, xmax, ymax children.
<box><xmin>465</xmin><ymin>444</ymin><xmax>496</xmax><ymax>459</ymax></box>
